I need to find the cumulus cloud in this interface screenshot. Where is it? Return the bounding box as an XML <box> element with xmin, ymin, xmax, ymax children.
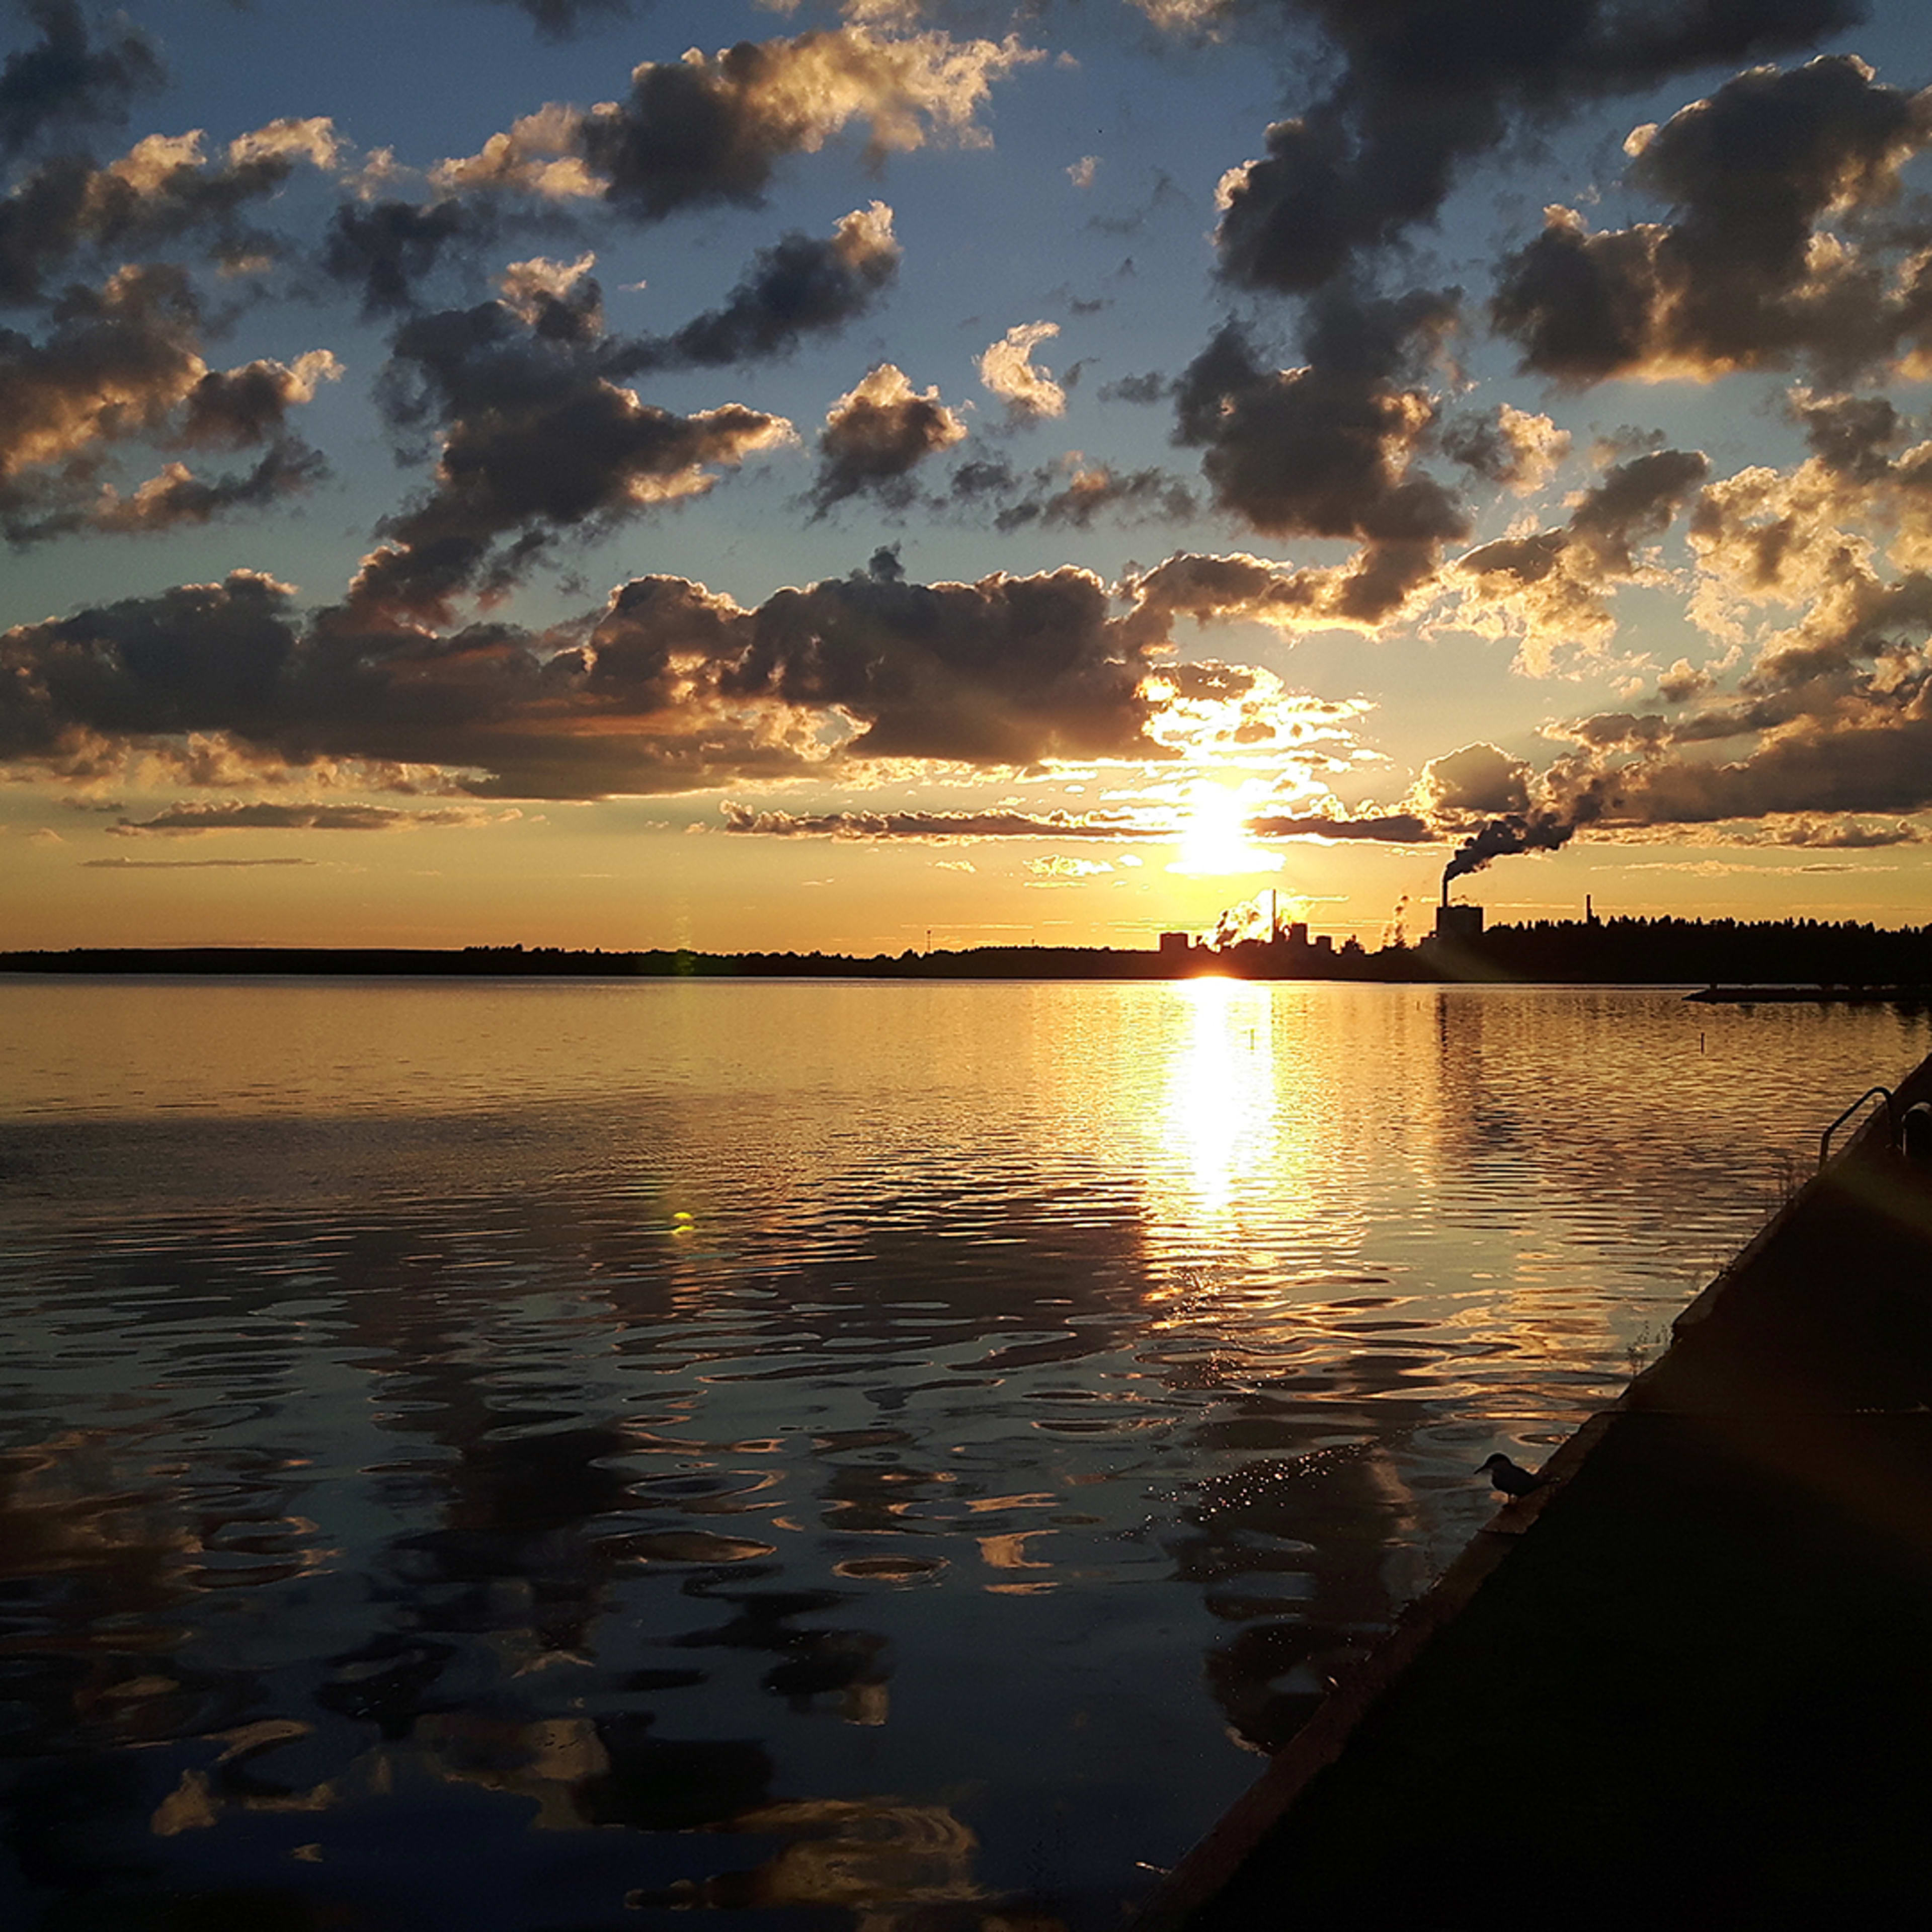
<box><xmin>1125</xmin><ymin>1</ymin><xmax>1226</xmax><ymax>28</ymax></box>
<box><xmin>1514</xmin><ymin>509</ymin><xmax>1932</xmax><ymax>843</ymax></box>
<box><xmin>811</xmin><ymin>360</ymin><xmax>965</xmax><ymax>511</ymax></box>
<box><xmin>353</xmin><ymin>258</ymin><xmax>790</xmax><ymax>618</ymax></box>
<box><xmin>1120</xmin><ymin>549</ymin><xmax>1421</xmax><ymax>643</ymax></box>
<box><xmin>1734</xmin><ymin>815</ymin><xmax>1932</xmax><ymax>848</ymax></box>
<box><xmin>988</xmin><ymin>458</ymin><xmax>1196</xmax><ymax>533</ymax></box>
<box><xmin>1439</xmin><ymin>404</ymin><xmax>1571</xmax><ymax>495</ymax></box>
<box><xmin>1493</xmin><ymin>58</ymin><xmax>1932</xmax><ymax>386</ymax></box>
<box><xmin>1</xmin><ymin>115</ymin><xmax>341</xmax><ymax>306</ymax></box>
<box><xmin>1452</xmin><ymin>446</ymin><xmax>1711</xmax><ymax>672</ymax></box>
<box><xmin>620</xmin><ymin>201</ymin><xmax>900</xmax><ymax>371</ymax></box>
<box><xmin>0</xmin><ymin>268</ymin><xmax>340</xmax><ymax>544</ymax></box>
<box><xmin>109</xmin><ymin>800</ymin><xmax>512</xmax><ymax>834</ymax></box>
<box><xmin>1098</xmin><ymin>370</ymin><xmax>1166</xmax><ymax>406</ymax></box>
<box><xmin>0</xmin><ymin>0</ymin><xmax>160</xmax><ymax>163</ymax></box>
<box><xmin>1245</xmin><ymin>811</ymin><xmax>1432</xmax><ymax>842</ymax></box>
<box><xmin>319</xmin><ymin>197</ymin><xmax>481</xmax><ymax>316</ymax></box>
<box><xmin>475</xmin><ymin>0</ymin><xmax>637</xmax><ymax>39</ymax></box>
<box><xmin>84</xmin><ymin>854</ymin><xmax>316</xmax><ymax>868</ymax></box>
<box><xmin>1212</xmin><ymin>0</ymin><xmax>1863</xmax><ymax>295</ymax></box>
<box><xmin>434</xmin><ymin>27</ymin><xmax>1038</xmax><ymax>218</ymax></box>
<box><xmin>1407</xmin><ymin>743</ymin><xmax>1575</xmax><ymax>886</ymax></box>
<box><xmin>1172</xmin><ymin>293</ymin><xmax>1465</xmax><ymax>620</ymax></box>
<box><xmin>1</xmin><ymin>559</ymin><xmax>1174</xmax><ymax>798</ymax></box>
<box><xmin>17</xmin><ymin>441</ymin><xmax>330</xmax><ymax>543</ymax></box>
<box><xmin>1416</xmin><ymin>741</ymin><xmax>1534</xmax><ymax>819</ymax></box>
<box><xmin>978</xmin><ymin>319</ymin><xmax>1066</xmax><ymax>419</ymax></box>
<box><xmin>1550</xmin><ymin>702</ymin><xmax>1932</xmax><ymax>831</ymax></box>
<box><xmin>721</xmin><ymin>803</ymin><xmax>1152</xmax><ymax>839</ymax></box>
<box><xmin>719</xmin><ymin>566</ymin><xmax>1158</xmax><ymax>765</ymax></box>
<box><xmin>1</xmin><ymin>264</ymin><xmax>203</xmax><ymax>478</ymax></box>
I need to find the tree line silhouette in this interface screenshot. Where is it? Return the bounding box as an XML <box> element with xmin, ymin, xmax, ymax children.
<box><xmin>6</xmin><ymin>918</ymin><xmax>1931</xmax><ymax>988</ymax></box>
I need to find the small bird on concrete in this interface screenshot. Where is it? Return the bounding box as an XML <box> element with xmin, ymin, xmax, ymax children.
<box><xmin>1475</xmin><ymin>1452</ymin><xmax>1546</xmax><ymax>1500</ymax></box>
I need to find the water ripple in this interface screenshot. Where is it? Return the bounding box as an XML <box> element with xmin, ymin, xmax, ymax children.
<box><xmin>0</xmin><ymin>980</ymin><xmax>1925</xmax><ymax>1929</ymax></box>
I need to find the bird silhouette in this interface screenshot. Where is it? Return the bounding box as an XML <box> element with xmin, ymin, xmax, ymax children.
<box><xmin>1475</xmin><ymin>1452</ymin><xmax>1545</xmax><ymax>1500</ymax></box>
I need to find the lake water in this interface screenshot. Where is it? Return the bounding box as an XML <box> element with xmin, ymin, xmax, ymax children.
<box><xmin>2</xmin><ymin>978</ymin><xmax>1926</xmax><ymax>1931</ymax></box>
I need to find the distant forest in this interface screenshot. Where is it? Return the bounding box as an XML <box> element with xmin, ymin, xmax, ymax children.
<box><xmin>1430</xmin><ymin>915</ymin><xmax>1932</xmax><ymax>988</ymax></box>
<box><xmin>6</xmin><ymin>917</ymin><xmax>1932</xmax><ymax>987</ymax></box>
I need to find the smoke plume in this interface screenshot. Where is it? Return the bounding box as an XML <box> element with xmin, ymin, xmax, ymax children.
<box><xmin>1441</xmin><ymin>812</ymin><xmax>1573</xmax><ymax>894</ymax></box>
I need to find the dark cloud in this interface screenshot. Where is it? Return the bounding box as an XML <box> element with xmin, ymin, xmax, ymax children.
<box><xmin>475</xmin><ymin>0</ymin><xmax>638</xmax><ymax>40</ymax></box>
<box><xmin>1097</xmin><ymin>370</ymin><xmax>1167</xmax><ymax>405</ymax></box>
<box><xmin>1570</xmin><ymin>448</ymin><xmax>1713</xmax><ymax>567</ymax></box>
<box><xmin>1417</xmin><ymin>741</ymin><xmax>1534</xmax><ymax>818</ymax></box>
<box><xmin>1120</xmin><ymin>549</ymin><xmax>1371</xmax><ymax>640</ymax></box>
<box><xmin>1493</xmin><ymin>57</ymin><xmax>1932</xmax><ymax>384</ymax></box>
<box><xmin>991</xmin><ymin>461</ymin><xmax>1196</xmax><ymax>533</ymax></box>
<box><xmin>1</xmin><ymin>560</ymin><xmax>1167</xmax><ymax>798</ymax></box>
<box><xmin>0</xmin><ymin>1</ymin><xmax>161</xmax><ymax>163</ymax></box>
<box><xmin>720</xmin><ymin>803</ymin><xmax>1152</xmax><ymax>840</ymax></box>
<box><xmin>1535</xmin><ymin>539</ymin><xmax>1932</xmax><ymax>834</ymax></box>
<box><xmin>0</xmin><ymin>117</ymin><xmax>340</xmax><ymax>307</ymax></box>
<box><xmin>1741</xmin><ymin>815</ymin><xmax>1931</xmax><ymax>848</ymax></box>
<box><xmin>1742</xmin><ymin>568</ymin><xmax>1932</xmax><ymax>688</ymax></box>
<box><xmin>83</xmin><ymin>854</ymin><xmax>316</xmax><ymax>868</ymax></box>
<box><xmin>354</xmin><ymin>395</ymin><xmax>784</xmax><ymax>621</ymax></box>
<box><xmin>438</xmin><ymin>29</ymin><xmax>1034</xmax><ymax>221</ymax></box>
<box><xmin>1</xmin><ymin>263</ymin><xmax>202</xmax><ymax>476</ymax></box>
<box><xmin>0</xmin><ymin>266</ymin><xmax>340</xmax><ymax>545</ymax></box>
<box><xmin>1436</xmin><ymin>403</ymin><xmax>1569</xmax><ymax>492</ymax></box>
<box><xmin>178</xmin><ymin>354</ymin><xmax>339</xmax><ymax>450</ymax></box>
<box><xmin>719</xmin><ymin>567</ymin><xmax>1160</xmax><ymax>765</ymax></box>
<box><xmin>0</xmin><ymin>569</ymin><xmax>302</xmax><ymax>760</ymax></box>
<box><xmin>319</xmin><ymin>198</ymin><xmax>477</xmax><ymax>317</ymax></box>
<box><xmin>811</xmin><ymin>362</ymin><xmax>965</xmax><ymax>514</ymax></box>
<box><xmin>1413</xmin><ymin>742</ymin><xmax>1575</xmax><ymax>886</ymax></box>
<box><xmin>1789</xmin><ymin>387</ymin><xmax>1907</xmax><ymax>480</ymax></box>
<box><xmin>617</xmin><ymin>203</ymin><xmax>899</xmax><ymax>372</ymax></box>
<box><xmin>355</xmin><ymin>262</ymin><xmax>789</xmax><ymax>618</ymax></box>
<box><xmin>1552</xmin><ymin>702</ymin><xmax>1932</xmax><ymax>828</ymax></box>
<box><xmin>1214</xmin><ymin>0</ymin><xmax>1864</xmax><ymax>294</ymax></box>
<box><xmin>1247</xmin><ymin>812</ymin><xmax>1432</xmax><ymax>841</ymax></box>
<box><xmin>1173</xmin><ymin>293</ymin><xmax>1465</xmax><ymax>619</ymax></box>
<box><xmin>109</xmin><ymin>800</ymin><xmax>503</xmax><ymax>834</ymax></box>
<box><xmin>1454</xmin><ymin>447</ymin><xmax>1709</xmax><ymax>668</ymax></box>
<box><xmin>355</xmin><ymin>208</ymin><xmax>902</xmax><ymax>609</ymax></box>
<box><xmin>9</xmin><ymin>439</ymin><xmax>328</xmax><ymax>544</ymax></box>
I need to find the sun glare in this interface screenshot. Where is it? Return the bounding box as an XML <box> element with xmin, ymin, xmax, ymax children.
<box><xmin>1168</xmin><ymin>781</ymin><xmax>1282</xmax><ymax>876</ymax></box>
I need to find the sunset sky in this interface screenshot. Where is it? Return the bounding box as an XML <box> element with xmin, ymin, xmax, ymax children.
<box><xmin>5</xmin><ymin>0</ymin><xmax>1932</xmax><ymax>952</ymax></box>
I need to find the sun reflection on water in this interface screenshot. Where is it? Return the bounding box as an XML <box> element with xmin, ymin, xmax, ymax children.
<box><xmin>1159</xmin><ymin>977</ymin><xmax>1280</xmax><ymax>1229</ymax></box>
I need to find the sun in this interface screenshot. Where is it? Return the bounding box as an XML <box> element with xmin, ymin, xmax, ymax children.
<box><xmin>1167</xmin><ymin>780</ymin><xmax>1283</xmax><ymax>876</ymax></box>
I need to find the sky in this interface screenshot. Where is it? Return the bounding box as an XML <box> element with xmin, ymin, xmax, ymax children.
<box><xmin>4</xmin><ymin>0</ymin><xmax>1932</xmax><ymax>953</ymax></box>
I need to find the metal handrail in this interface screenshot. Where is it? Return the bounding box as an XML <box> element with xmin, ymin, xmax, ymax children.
<box><xmin>1819</xmin><ymin>1085</ymin><xmax>1895</xmax><ymax>1171</ymax></box>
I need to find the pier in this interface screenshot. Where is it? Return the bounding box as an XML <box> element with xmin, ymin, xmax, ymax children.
<box><xmin>1135</xmin><ymin>1055</ymin><xmax>1932</xmax><ymax>1929</ymax></box>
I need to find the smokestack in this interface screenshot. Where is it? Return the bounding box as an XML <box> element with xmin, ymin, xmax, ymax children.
<box><xmin>1440</xmin><ymin>873</ymin><xmax>1449</xmax><ymax>910</ymax></box>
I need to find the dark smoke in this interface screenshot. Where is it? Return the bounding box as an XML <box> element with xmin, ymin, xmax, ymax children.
<box><xmin>1441</xmin><ymin>813</ymin><xmax>1573</xmax><ymax>893</ymax></box>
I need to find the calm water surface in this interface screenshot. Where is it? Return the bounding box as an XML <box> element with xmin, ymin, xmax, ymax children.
<box><xmin>2</xmin><ymin>979</ymin><xmax>1925</xmax><ymax>1930</ymax></box>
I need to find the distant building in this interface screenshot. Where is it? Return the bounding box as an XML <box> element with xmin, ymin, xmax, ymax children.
<box><xmin>1433</xmin><ymin>902</ymin><xmax>1484</xmax><ymax>946</ymax></box>
<box><xmin>1158</xmin><ymin>931</ymin><xmax>1192</xmax><ymax>957</ymax></box>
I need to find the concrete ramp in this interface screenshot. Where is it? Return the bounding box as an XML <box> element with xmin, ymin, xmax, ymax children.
<box><xmin>1136</xmin><ymin>1057</ymin><xmax>1932</xmax><ymax>1930</ymax></box>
